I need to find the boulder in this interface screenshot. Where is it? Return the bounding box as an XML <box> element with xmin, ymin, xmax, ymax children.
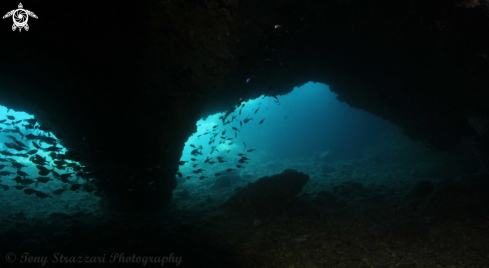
<box><xmin>222</xmin><ymin>169</ymin><xmax>309</xmax><ymax>217</ymax></box>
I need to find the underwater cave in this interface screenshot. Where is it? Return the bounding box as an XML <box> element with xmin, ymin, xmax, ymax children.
<box><xmin>0</xmin><ymin>0</ymin><xmax>489</xmax><ymax>267</ymax></box>
<box><xmin>175</xmin><ymin>82</ymin><xmax>399</xmax><ymax>209</ymax></box>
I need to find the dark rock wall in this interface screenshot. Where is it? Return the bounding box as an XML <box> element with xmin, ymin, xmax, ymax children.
<box><xmin>0</xmin><ymin>0</ymin><xmax>487</xmax><ymax>211</ymax></box>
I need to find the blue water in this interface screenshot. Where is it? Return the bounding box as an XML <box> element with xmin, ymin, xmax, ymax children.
<box><xmin>181</xmin><ymin>82</ymin><xmax>391</xmax><ymax>166</ymax></box>
<box><xmin>176</xmin><ymin>82</ymin><xmax>394</xmax><ymax>207</ymax></box>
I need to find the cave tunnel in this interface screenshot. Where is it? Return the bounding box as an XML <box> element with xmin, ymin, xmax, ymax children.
<box><xmin>0</xmin><ymin>0</ymin><xmax>489</xmax><ymax>267</ymax></box>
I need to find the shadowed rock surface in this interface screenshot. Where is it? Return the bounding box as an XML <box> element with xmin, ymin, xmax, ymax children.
<box><xmin>223</xmin><ymin>169</ymin><xmax>309</xmax><ymax>217</ymax></box>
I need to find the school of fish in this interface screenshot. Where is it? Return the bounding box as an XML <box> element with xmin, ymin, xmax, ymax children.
<box><xmin>0</xmin><ymin>114</ymin><xmax>92</xmax><ymax>198</ymax></box>
<box><xmin>177</xmin><ymin>87</ymin><xmax>282</xmax><ymax>180</ymax></box>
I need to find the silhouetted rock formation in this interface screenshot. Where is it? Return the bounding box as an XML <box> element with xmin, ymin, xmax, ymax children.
<box><xmin>223</xmin><ymin>169</ymin><xmax>309</xmax><ymax>217</ymax></box>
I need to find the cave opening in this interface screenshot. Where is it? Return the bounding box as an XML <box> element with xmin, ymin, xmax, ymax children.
<box><xmin>172</xmin><ymin>81</ymin><xmax>480</xmax><ymax>212</ymax></box>
<box><xmin>0</xmin><ymin>105</ymin><xmax>99</xmax><ymax>218</ymax></box>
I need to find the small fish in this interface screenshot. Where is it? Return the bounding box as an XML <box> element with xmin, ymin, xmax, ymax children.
<box><xmin>26</xmin><ymin>149</ymin><xmax>38</xmax><ymax>155</ymax></box>
<box><xmin>60</xmin><ymin>177</ymin><xmax>71</xmax><ymax>184</ymax></box>
<box><xmin>13</xmin><ymin>140</ymin><xmax>28</xmax><ymax>148</ymax></box>
<box><xmin>0</xmin><ymin>151</ymin><xmax>14</xmax><ymax>157</ymax></box>
<box><xmin>24</xmin><ymin>188</ymin><xmax>37</xmax><ymax>195</ymax></box>
<box><xmin>36</xmin><ymin>165</ymin><xmax>50</xmax><ymax>172</ymax></box>
<box><xmin>32</xmin><ymin>141</ymin><xmax>43</xmax><ymax>150</ymax></box>
<box><xmin>39</xmin><ymin>136</ymin><xmax>57</xmax><ymax>145</ymax></box>
<box><xmin>25</xmin><ymin>134</ymin><xmax>40</xmax><ymax>140</ymax></box>
<box><xmin>244</xmin><ymin>117</ymin><xmax>253</xmax><ymax>123</ymax></box>
<box><xmin>199</xmin><ymin>176</ymin><xmax>207</xmax><ymax>180</ymax></box>
<box><xmin>176</xmin><ymin>171</ymin><xmax>183</xmax><ymax>178</ymax></box>
<box><xmin>36</xmin><ymin>177</ymin><xmax>52</xmax><ymax>183</ymax></box>
<box><xmin>190</xmin><ymin>144</ymin><xmax>196</xmax><ymax>148</ymax></box>
<box><xmin>191</xmin><ymin>149</ymin><xmax>202</xmax><ymax>156</ymax></box>
<box><xmin>236</xmin><ymin>165</ymin><xmax>245</xmax><ymax>168</ymax></box>
<box><xmin>247</xmin><ymin>149</ymin><xmax>256</xmax><ymax>152</ymax></box>
<box><xmin>0</xmin><ymin>171</ymin><xmax>14</xmax><ymax>176</ymax></box>
<box><xmin>53</xmin><ymin>189</ymin><xmax>67</xmax><ymax>195</ymax></box>
<box><xmin>259</xmin><ymin>118</ymin><xmax>265</xmax><ymax>124</ymax></box>
<box><xmin>35</xmin><ymin>191</ymin><xmax>51</xmax><ymax>198</ymax></box>
<box><xmin>70</xmin><ymin>184</ymin><xmax>83</xmax><ymax>191</ymax></box>
<box><xmin>246</xmin><ymin>78</ymin><xmax>251</xmax><ymax>83</ymax></box>
<box><xmin>186</xmin><ymin>176</ymin><xmax>192</xmax><ymax>179</ymax></box>
<box><xmin>240</xmin><ymin>121</ymin><xmax>242</xmax><ymax>127</ymax></box>
<box><xmin>6</xmin><ymin>115</ymin><xmax>15</xmax><ymax>120</ymax></box>
<box><xmin>254</xmin><ymin>107</ymin><xmax>260</xmax><ymax>114</ymax></box>
<box><xmin>178</xmin><ymin>161</ymin><xmax>188</xmax><ymax>165</ymax></box>
<box><xmin>226</xmin><ymin>168</ymin><xmax>235</xmax><ymax>172</ymax></box>
<box><xmin>59</xmin><ymin>173</ymin><xmax>73</xmax><ymax>181</ymax></box>
<box><xmin>192</xmin><ymin>164</ymin><xmax>198</xmax><ymax>168</ymax></box>
<box><xmin>12</xmin><ymin>176</ymin><xmax>22</xmax><ymax>183</ymax></box>
<box><xmin>54</xmin><ymin>160</ymin><xmax>68</xmax><ymax>166</ymax></box>
<box><xmin>274</xmin><ymin>24</ymin><xmax>282</xmax><ymax>29</ymax></box>
<box><xmin>20</xmin><ymin>179</ymin><xmax>35</xmax><ymax>185</ymax></box>
<box><xmin>43</xmin><ymin>145</ymin><xmax>61</xmax><ymax>152</ymax></box>
<box><xmin>38</xmin><ymin>169</ymin><xmax>51</xmax><ymax>176</ymax></box>
<box><xmin>17</xmin><ymin>170</ymin><xmax>29</xmax><ymax>177</ymax></box>
<box><xmin>232</xmin><ymin>127</ymin><xmax>240</xmax><ymax>132</ymax></box>
<box><xmin>51</xmin><ymin>170</ymin><xmax>60</xmax><ymax>179</ymax></box>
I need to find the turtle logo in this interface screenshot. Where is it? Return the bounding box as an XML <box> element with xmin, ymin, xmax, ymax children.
<box><xmin>3</xmin><ymin>3</ymin><xmax>38</xmax><ymax>32</ymax></box>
